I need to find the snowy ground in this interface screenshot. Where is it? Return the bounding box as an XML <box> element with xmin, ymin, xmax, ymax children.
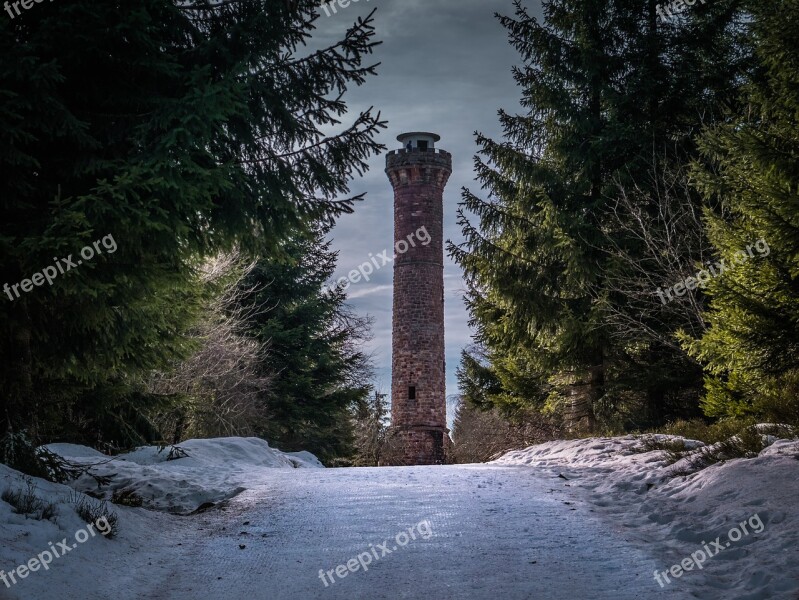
<box><xmin>495</xmin><ymin>431</ymin><xmax>799</xmax><ymax>599</ymax></box>
<box><xmin>2</xmin><ymin>462</ymin><xmax>686</xmax><ymax>600</ymax></box>
<box><xmin>0</xmin><ymin>438</ymin><xmax>321</xmax><ymax>600</ymax></box>
<box><xmin>48</xmin><ymin>437</ymin><xmax>322</xmax><ymax>514</ymax></box>
<box><xmin>1</xmin><ymin>434</ymin><xmax>797</xmax><ymax>600</ymax></box>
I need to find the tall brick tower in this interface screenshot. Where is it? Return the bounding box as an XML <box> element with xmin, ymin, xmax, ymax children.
<box><xmin>385</xmin><ymin>132</ymin><xmax>452</xmax><ymax>465</ymax></box>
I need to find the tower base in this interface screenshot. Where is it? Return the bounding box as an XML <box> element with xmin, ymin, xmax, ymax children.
<box><xmin>382</xmin><ymin>426</ymin><xmax>450</xmax><ymax>466</ymax></box>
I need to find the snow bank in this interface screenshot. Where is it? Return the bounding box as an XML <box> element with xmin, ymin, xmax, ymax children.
<box><xmin>0</xmin><ymin>462</ymin><xmax>179</xmax><ymax>600</ymax></box>
<box><xmin>47</xmin><ymin>437</ymin><xmax>323</xmax><ymax>515</ymax></box>
<box><xmin>494</xmin><ymin>431</ymin><xmax>799</xmax><ymax>599</ymax></box>
<box><xmin>0</xmin><ymin>437</ymin><xmax>322</xmax><ymax>599</ymax></box>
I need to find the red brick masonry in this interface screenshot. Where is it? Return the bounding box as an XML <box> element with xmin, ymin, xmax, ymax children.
<box><xmin>385</xmin><ymin>147</ymin><xmax>452</xmax><ymax>465</ymax></box>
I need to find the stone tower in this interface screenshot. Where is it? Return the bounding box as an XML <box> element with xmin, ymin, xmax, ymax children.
<box><xmin>385</xmin><ymin>132</ymin><xmax>452</xmax><ymax>465</ymax></box>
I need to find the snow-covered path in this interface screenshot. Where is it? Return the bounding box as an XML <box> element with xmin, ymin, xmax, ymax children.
<box><xmin>130</xmin><ymin>465</ymin><xmax>687</xmax><ymax>600</ymax></box>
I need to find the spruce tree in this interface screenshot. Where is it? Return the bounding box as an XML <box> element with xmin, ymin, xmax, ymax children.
<box><xmin>685</xmin><ymin>0</ymin><xmax>799</xmax><ymax>421</ymax></box>
<box><xmin>450</xmin><ymin>0</ymin><xmax>746</xmax><ymax>428</ymax></box>
<box><xmin>0</xmin><ymin>0</ymin><xmax>384</xmax><ymax>453</ymax></box>
<box><xmin>240</xmin><ymin>227</ymin><xmax>373</xmax><ymax>463</ymax></box>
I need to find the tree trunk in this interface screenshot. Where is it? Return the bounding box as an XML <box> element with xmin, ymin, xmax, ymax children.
<box><xmin>565</xmin><ymin>362</ymin><xmax>603</xmax><ymax>433</ymax></box>
<box><xmin>7</xmin><ymin>312</ymin><xmax>34</xmax><ymax>434</ymax></box>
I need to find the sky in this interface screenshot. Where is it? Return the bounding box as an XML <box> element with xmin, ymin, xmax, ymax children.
<box><xmin>315</xmin><ymin>0</ymin><xmax>540</xmax><ymax>425</ymax></box>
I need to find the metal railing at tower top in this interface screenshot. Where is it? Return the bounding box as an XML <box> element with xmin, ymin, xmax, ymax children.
<box><xmin>387</xmin><ymin>148</ymin><xmax>451</xmax><ymax>156</ymax></box>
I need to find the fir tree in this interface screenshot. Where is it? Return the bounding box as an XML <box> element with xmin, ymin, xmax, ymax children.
<box><xmin>0</xmin><ymin>0</ymin><xmax>385</xmax><ymax>455</ymax></box>
<box><xmin>450</xmin><ymin>0</ymin><xmax>746</xmax><ymax>429</ymax></box>
<box><xmin>684</xmin><ymin>0</ymin><xmax>799</xmax><ymax>421</ymax></box>
<box><xmin>240</xmin><ymin>227</ymin><xmax>373</xmax><ymax>463</ymax></box>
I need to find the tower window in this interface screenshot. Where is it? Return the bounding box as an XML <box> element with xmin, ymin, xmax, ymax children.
<box><xmin>408</xmin><ymin>386</ymin><xmax>416</xmax><ymax>400</ymax></box>
<box><xmin>417</xmin><ymin>140</ymin><xmax>429</xmax><ymax>151</ymax></box>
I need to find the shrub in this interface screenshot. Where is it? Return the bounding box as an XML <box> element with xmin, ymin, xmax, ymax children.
<box><xmin>69</xmin><ymin>492</ymin><xmax>119</xmax><ymax>538</ymax></box>
<box><xmin>644</xmin><ymin>417</ymin><xmax>799</xmax><ymax>477</ymax></box>
<box><xmin>2</xmin><ymin>477</ymin><xmax>57</xmax><ymax>521</ymax></box>
<box><xmin>659</xmin><ymin>417</ymin><xmax>761</xmax><ymax>445</ymax></box>
<box><xmin>160</xmin><ymin>445</ymin><xmax>189</xmax><ymax>461</ymax></box>
<box><xmin>633</xmin><ymin>436</ymin><xmax>693</xmax><ymax>465</ymax></box>
<box><xmin>0</xmin><ymin>431</ymin><xmax>70</xmax><ymax>481</ymax></box>
<box><xmin>451</xmin><ymin>402</ymin><xmax>563</xmax><ymax>464</ymax></box>
<box><xmin>659</xmin><ymin>419</ymin><xmax>714</xmax><ymax>442</ymax></box>
<box><xmin>667</xmin><ymin>425</ymin><xmax>769</xmax><ymax>477</ymax></box>
<box><xmin>111</xmin><ymin>488</ymin><xmax>143</xmax><ymax>508</ymax></box>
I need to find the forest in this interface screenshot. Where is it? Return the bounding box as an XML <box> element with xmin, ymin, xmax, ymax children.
<box><xmin>451</xmin><ymin>0</ymin><xmax>799</xmax><ymax>460</ymax></box>
<box><xmin>1</xmin><ymin>0</ymin><xmax>798</xmax><ymax>472</ymax></box>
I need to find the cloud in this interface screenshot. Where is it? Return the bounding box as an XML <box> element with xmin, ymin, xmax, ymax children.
<box><xmin>346</xmin><ymin>284</ymin><xmax>393</xmax><ymax>299</ymax></box>
<box><xmin>316</xmin><ymin>0</ymin><xmax>532</xmax><ymax>399</ymax></box>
